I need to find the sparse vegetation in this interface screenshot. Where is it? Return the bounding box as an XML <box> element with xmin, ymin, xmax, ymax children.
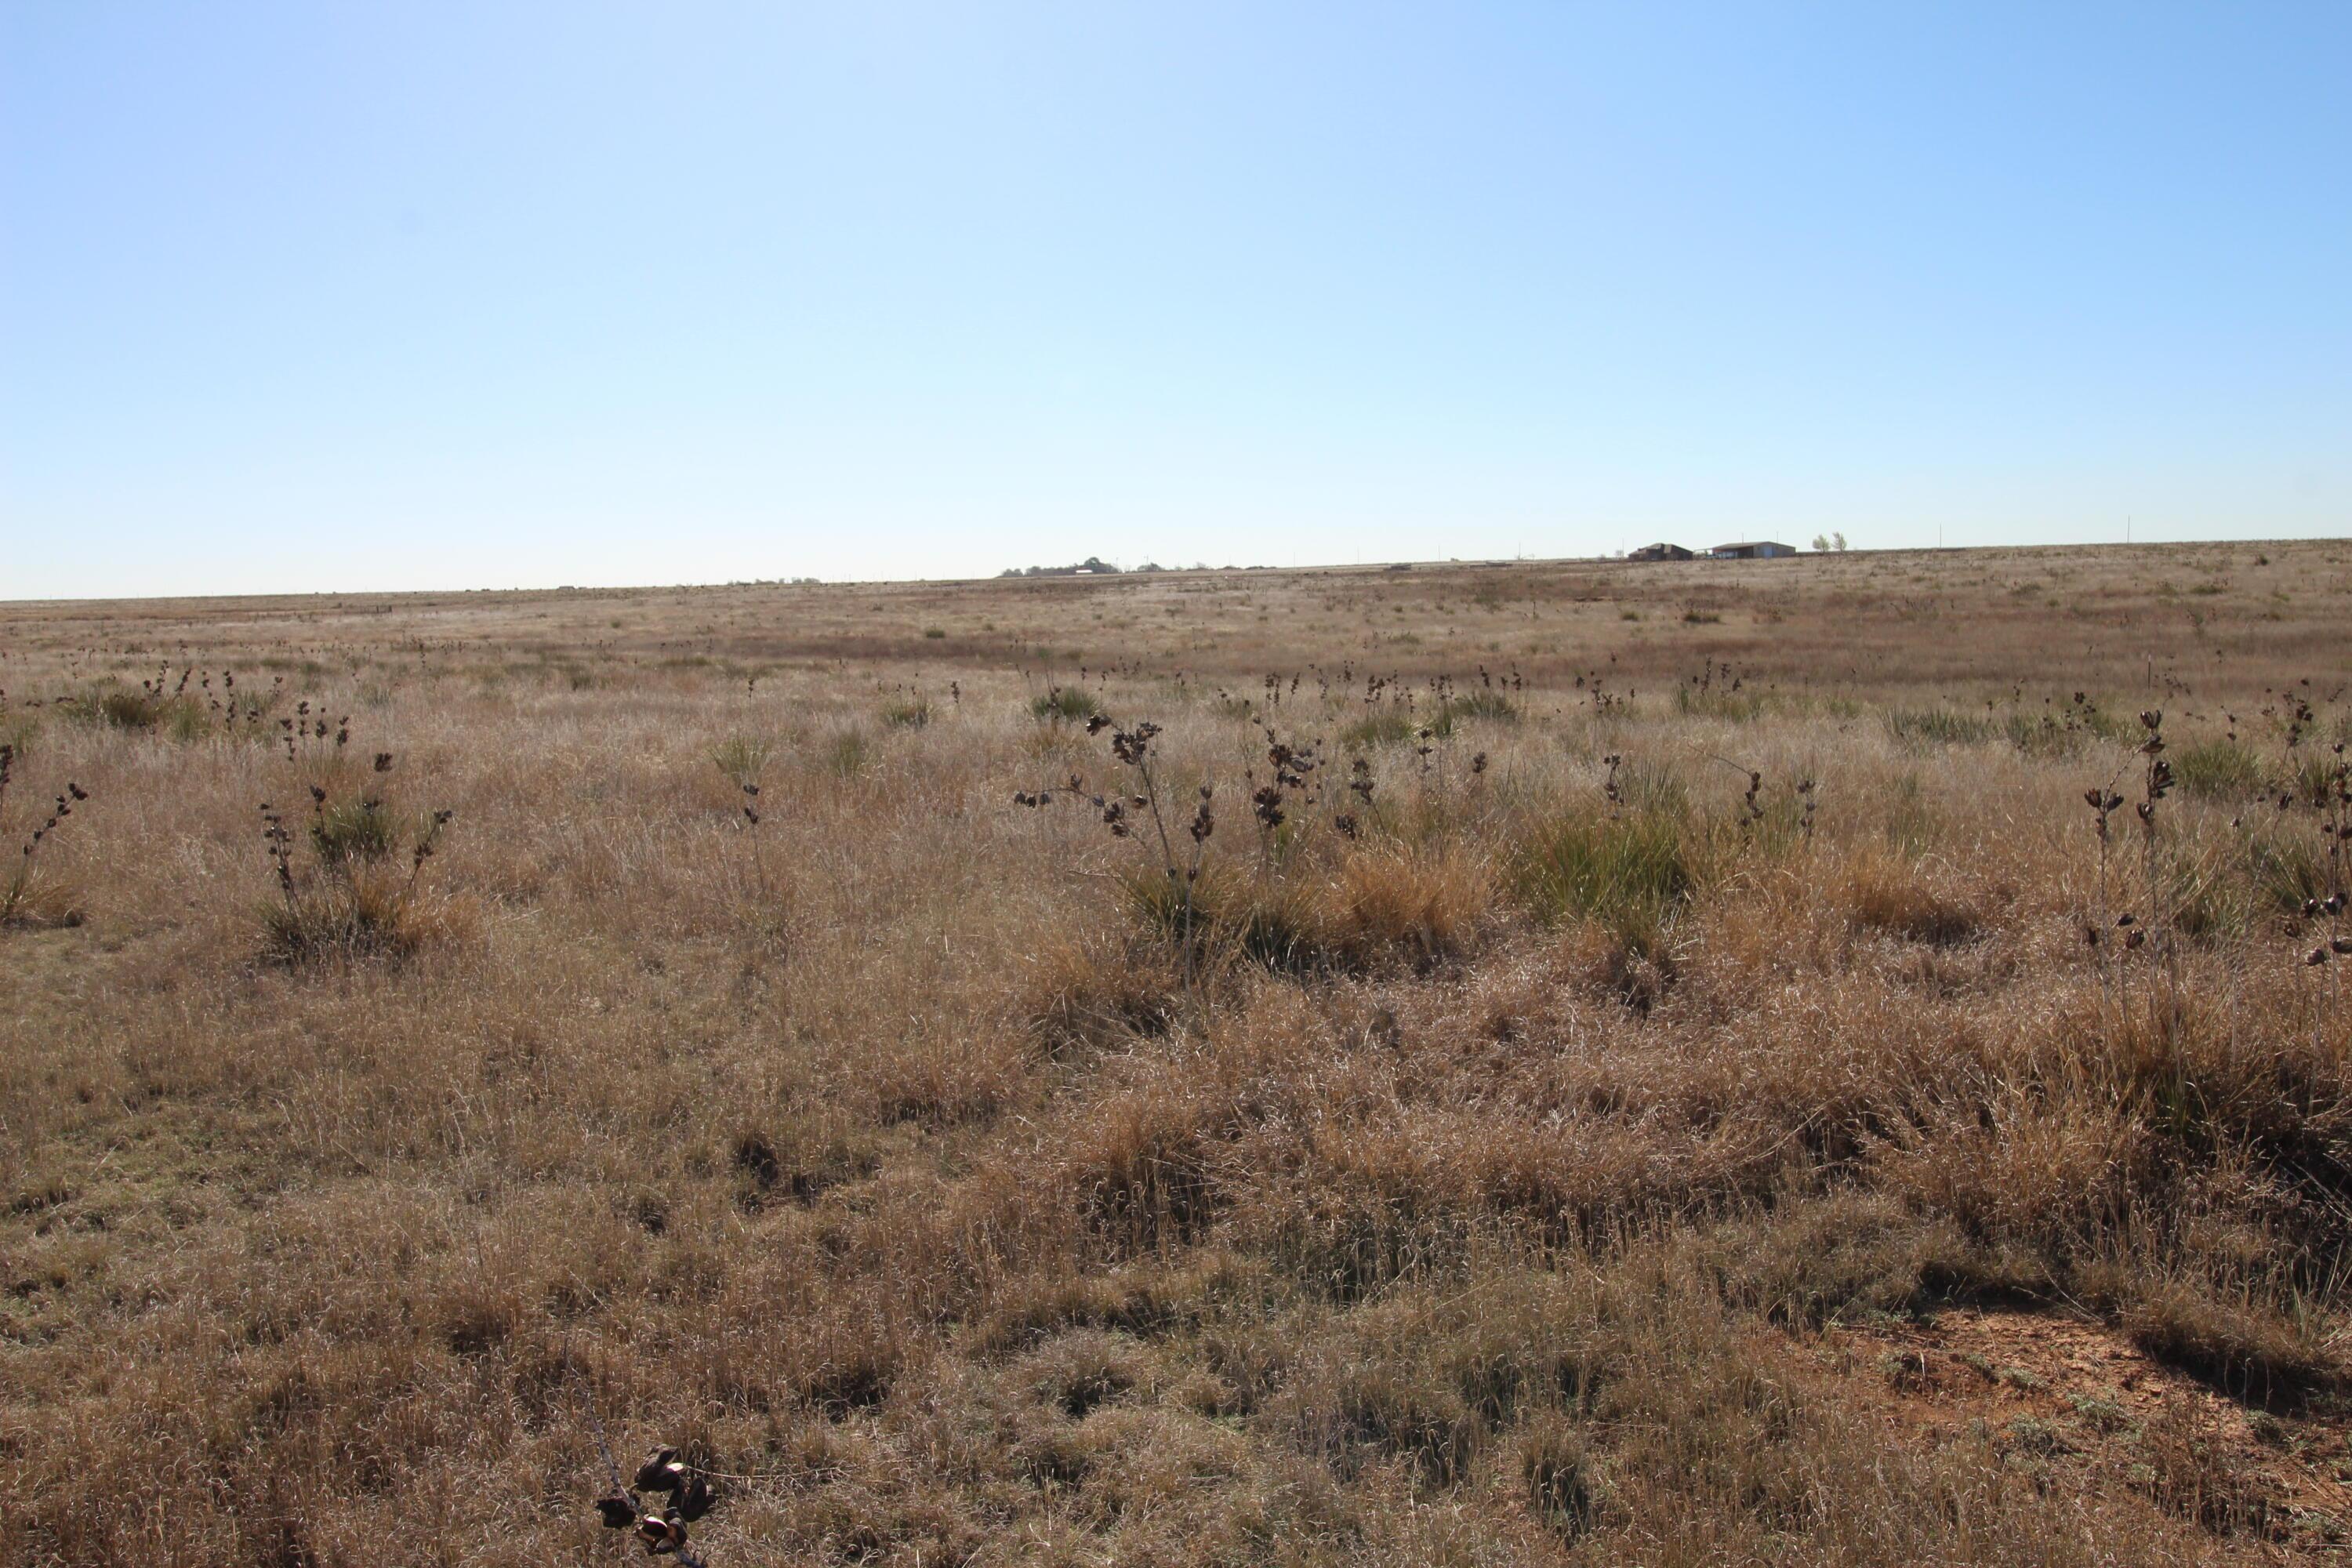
<box><xmin>7</xmin><ymin>541</ymin><xmax>2352</xmax><ymax>1566</ymax></box>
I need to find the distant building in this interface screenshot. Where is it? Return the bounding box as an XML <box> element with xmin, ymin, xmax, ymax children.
<box><xmin>1628</xmin><ymin>543</ymin><xmax>1695</xmax><ymax>562</ymax></box>
<box><xmin>1709</xmin><ymin>540</ymin><xmax>1795</xmax><ymax>560</ymax></box>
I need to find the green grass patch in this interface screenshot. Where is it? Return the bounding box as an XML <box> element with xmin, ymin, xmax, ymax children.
<box><xmin>1343</xmin><ymin>691</ymin><xmax>1518</xmax><ymax>750</ymax></box>
<box><xmin>308</xmin><ymin>798</ymin><xmax>407</xmax><ymax>865</ymax></box>
<box><xmin>710</xmin><ymin>735</ymin><xmax>771</xmax><ymax>789</ymax></box>
<box><xmin>1031</xmin><ymin>687</ymin><xmax>1101</xmax><ymax>724</ymax></box>
<box><xmin>1887</xmin><ymin>708</ymin><xmax>1998</xmax><ymax>748</ymax></box>
<box><xmin>2173</xmin><ymin>739</ymin><xmax>2265</xmax><ymax>800</ymax></box>
<box><xmin>1512</xmin><ymin>811</ymin><xmax>1695</xmax><ymax>932</ymax></box>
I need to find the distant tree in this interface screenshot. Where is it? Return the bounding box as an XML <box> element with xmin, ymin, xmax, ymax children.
<box><xmin>1833</xmin><ymin>532</ymin><xmax>1849</xmax><ymax>552</ymax></box>
<box><xmin>1811</xmin><ymin>533</ymin><xmax>1831</xmax><ymax>552</ymax></box>
<box><xmin>1002</xmin><ymin>557</ymin><xmax>1123</xmax><ymax>577</ymax></box>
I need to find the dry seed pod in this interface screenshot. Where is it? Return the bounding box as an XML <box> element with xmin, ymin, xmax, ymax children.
<box><xmin>635</xmin><ymin>1513</ymin><xmax>688</xmax><ymax>1554</ymax></box>
<box><xmin>595</xmin><ymin>1495</ymin><xmax>637</xmax><ymax>1529</ymax></box>
<box><xmin>634</xmin><ymin>1447</ymin><xmax>681</xmax><ymax>1492</ymax></box>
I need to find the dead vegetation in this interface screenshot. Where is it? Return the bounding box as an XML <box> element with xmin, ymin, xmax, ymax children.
<box><xmin>3</xmin><ymin>539</ymin><xmax>2352</xmax><ymax>1565</ymax></box>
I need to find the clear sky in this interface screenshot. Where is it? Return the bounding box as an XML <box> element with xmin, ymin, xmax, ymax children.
<box><xmin>3</xmin><ymin>3</ymin><xmax>2347</xmax><ymax>598</ymax></box>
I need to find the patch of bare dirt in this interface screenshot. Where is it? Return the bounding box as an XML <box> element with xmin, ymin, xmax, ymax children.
<box><xmin>1817</xmin><ymin>1307</ymin><xmax>2352</xmax><ymax>1552</ymax></box>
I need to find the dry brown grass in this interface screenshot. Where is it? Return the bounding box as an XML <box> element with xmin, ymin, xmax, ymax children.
<box><xmin>3</xmin><ymin>539</ymin><xmax>2352</xmax><ymax>1564</ymax></box>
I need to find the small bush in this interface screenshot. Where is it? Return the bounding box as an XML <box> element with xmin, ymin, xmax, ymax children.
<box><xmin>1031</xmin><ymin>687</ymin><xmax>1100</xmax><ymax>724</ymax></box>
<box><xmin>0</xmin><ymin>875</ymin><xmax>82</xmax><ymax>930</ymax></box>
<box><xmin>98</xmin><ymin>688</ymin><xmax>169</xmax><ymax>728</ymax></box>
<box><xmin>1119</xmin><ymin>843</ymin><xmax>1492</xmax><ymax>979</ymax></box>
<box><xmin>1021</xmin><ymin>1330</ymin><xmax>1145</xmax><ymax>1419</ymax></box>
<box><xmin>2287</xmin><ymin>750</ymin><xmax>2340</xmax><ymax>808</ymax></box>
<box><xmin>1125</xmin><ymin>862</ymin><xmax>1320</xmax><ymax>974</ymax></box>
<box><xmin>880</xmin><ymin>698</ymin><xmax>931</xmax><ymax>729</ymax></box>
<box><xmin>1616</xmin><ymin>758</ymin><xmax>1689</xmax><ymax>818</ymax></box>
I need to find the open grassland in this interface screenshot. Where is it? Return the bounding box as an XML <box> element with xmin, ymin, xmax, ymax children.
<box><xmin>5</xmin><ymin>539</ymin><xmax>2352</xmax><ymax>1566</ymax></box>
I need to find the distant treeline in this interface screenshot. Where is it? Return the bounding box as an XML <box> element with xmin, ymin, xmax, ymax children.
<box><xmin>999</xmin><ymin>557</ymin><xmax>1237</xmax><ymax>578</ymax></box>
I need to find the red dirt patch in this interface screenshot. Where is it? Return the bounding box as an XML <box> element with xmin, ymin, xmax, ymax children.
<box><xmin>1814</xmin><ymin>1307</ymin><xmax>2352</xmax><ymax>1552</ymax></box>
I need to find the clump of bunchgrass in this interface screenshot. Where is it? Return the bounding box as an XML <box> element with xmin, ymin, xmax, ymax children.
<box><xmin>1520</xmin><ymin>1418</ymin><xmax>1603</xmax><ymax>1537</ymax></box>
<box><xmin>2173</xmin><ymin>737</ymin><xmax>2264</xmax><ymax>800</ymax></box>
<box><xmin>1030</xmin><ymin>685</ymin><xmax>1101</xmax><ymax>724</ymax></box>
<box><xmin>822</xmin><ymin>727</ymin><xmax>872</xmax><ymax>777</ymax></box>
<box><xmin>710</xmin><ymin>735</ymin><xmax>771</xmax><ymax>791</ymax></box>
<box><xmin>1840</xmin><ymin>844</ymin><xmax>1981</xmax><ymax>948</ymax></box>
<box><xmin>1512</xmin><ymin>808</ymin><xmax>1695</xmax><ymax>934</ymax></box>
<box><xmin>880</xmin><ymin>695</ymin><xmax>931</xmax><ymax>729</ymax></box>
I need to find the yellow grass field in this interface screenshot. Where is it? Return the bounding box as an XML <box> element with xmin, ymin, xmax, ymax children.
<box><xmin>5</xmin><ymin>538</ymin><xmax>2352</xmax><ymax>1565</ymax></box>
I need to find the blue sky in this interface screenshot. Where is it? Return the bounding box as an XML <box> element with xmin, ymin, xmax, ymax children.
<box><xmin>3</xmin><ymin>2</ymin><xmax>2347</xmax><ymax>598</ymax></box>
